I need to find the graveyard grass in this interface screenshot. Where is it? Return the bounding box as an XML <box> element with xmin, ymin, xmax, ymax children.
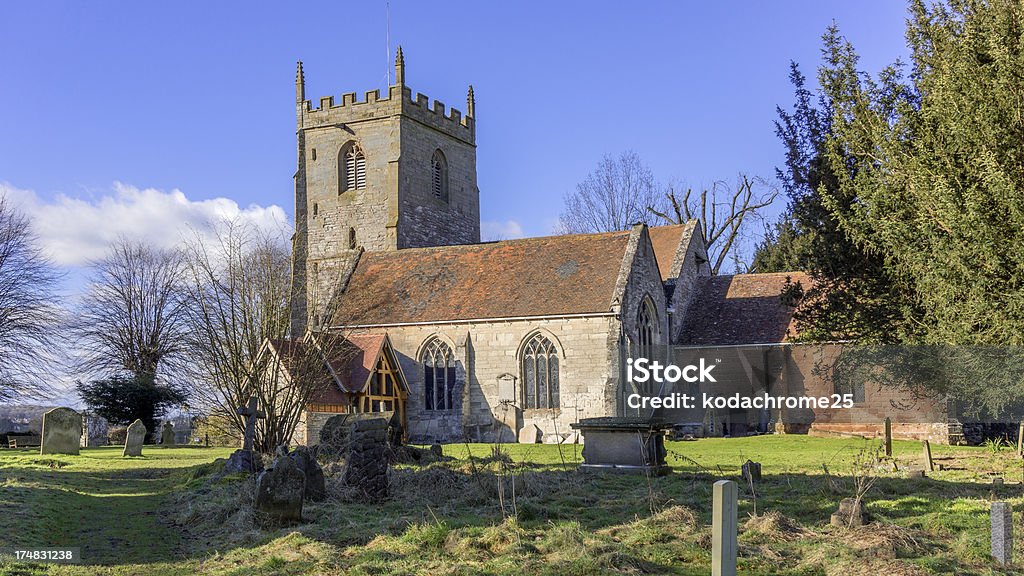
<box><xmin>2</xmin><ymin>437</ymin><xmax>1022</xmax><ymax>575</ymax></box>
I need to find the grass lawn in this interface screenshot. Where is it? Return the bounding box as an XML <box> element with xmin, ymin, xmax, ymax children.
<box><xmin>0</xmin><ymin>437</ymin><xmax>1021</xmax><ymax>575</ymax></box>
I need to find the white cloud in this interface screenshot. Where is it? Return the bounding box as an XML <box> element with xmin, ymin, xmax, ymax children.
<box><xmin>481</xmin><ymin>220</ymin><xmax>525</xmax><ymax>242</ymax></box>
<box><xmin>1</xmin><ymin>182</ymin><xmax>290</xmax><ymax>267</ymax></box>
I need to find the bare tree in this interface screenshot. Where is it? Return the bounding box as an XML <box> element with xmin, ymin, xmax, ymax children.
<box><xmin>182</xmin><ymin>220</ymin><xmax>345</xmax><ymax>453</ymax></box>
<box><xmin>71</xmin><ymin>240</ymin><xmax>190</xmax><ymax>382</ymax></box>
<box><xmin>649</xmin><ymin>174</ymin><xmax>778</xmax><ymax>274</ymax></box>
<box><xmin>0</xmin><ymin>195</ymin><xmax>61</xmax><ymax>401</ymax></box>
<box><xmin>558</xmin><ymin>151</ymin><xmax>665</xmax><ymax>234</ymax></box>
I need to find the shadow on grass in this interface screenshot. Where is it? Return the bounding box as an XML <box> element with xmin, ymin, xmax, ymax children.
<box><xmin>2</xmin><ymin>445</ymin><xmax>1017</xmax><ymax>574</ymax></box>
<box><xmin>0</xmin><ymin>447</ymin><xmax>230</xmax><ymax>567</ymax></box>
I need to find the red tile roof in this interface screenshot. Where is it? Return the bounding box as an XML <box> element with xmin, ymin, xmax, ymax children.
<box><xmin>265</xmin><ymin>333</ymin><xmax>395</xmax><ymax>405</ymax></box>
<box><xmin>332</xmin><ymin>230</ymin><xmax>638</xmax><ymax>325</ymax></box>
<box><xmin>677</xmin><ymin>272</ymin><xmax>810</xmax><ymax>345</ymax></box>
<box><xmin>330</xmin><ymin>333</ymin><xmax>386</xmax><ymax>393</ymax></box>
<box><xmin>647</xmin><ymin>223</ymin><xmax>690</xmax><ymax>282</ymax></box>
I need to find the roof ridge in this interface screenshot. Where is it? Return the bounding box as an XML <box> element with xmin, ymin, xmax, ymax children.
<box><xmin>361</xmin><ymin>228</ymin><xmax>636</xmax><ymax>257</ymax></box>
<box><xmin>720</xmin><ymin>271</ymin><xmax>809</xmax><ymax>278</ymax></box>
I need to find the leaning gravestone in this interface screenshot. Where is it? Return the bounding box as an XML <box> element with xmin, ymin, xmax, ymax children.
<box><xmin>161</xmin><ymin>422</ymin><xmax>176</xmax><ymax>447</ymax></box>
<box><xmin>255</xmin><ymin>455</ymin><xmax>306</xmax><ymax>524</ymax></box>
<box><xmin>123</xmin><ymin>419</ymin><xmax>146</xmax><ymax>457</ymax></box>
<box><xmin>344</xmin><ymin>418</ymin><xmax>389</xmax><ymax>500</ymax></box>
<box><xmin>741</xmin><ymin>460</ymin><xmax>761</xmax><ymax>486</ymax></box>
<box><xmin>40</xmin><ymin>407</ymin><xmax>82</xmax><ymax>455</ymax></box>
<box><xmin>285</xmin><ymin>445</ymin><xmax>325</xmax><ymax>501</ymax></box>
<box><xmin>922</xmin><ymin>440</ymin><xmax>934</xmax><ymax>472</ymax></box>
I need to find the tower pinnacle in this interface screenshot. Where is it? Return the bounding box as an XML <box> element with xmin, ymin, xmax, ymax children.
<box><xmin>395</xmin><ymin>46</ymin><xmax>405</xmax><ymax>85</ymax></box>
<box><xmin>296</xmin><ymin>61</ymin><xmax>305</xmax><ymax>102</ymax></box>
<box><xmin>466</xmin><ymin>85</ymin><xmax>475</xmax><ymax>118</ymax></box>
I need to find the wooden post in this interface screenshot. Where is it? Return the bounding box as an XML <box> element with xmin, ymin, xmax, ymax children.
<box><xmin>712</xmin><ymin>480</ymin><xmax>738</xmax><ymax>576</ymax></box>
<box><xmin>1016</xmin><ymin>421</ymin><xmax>1023</xmax><ymax>457</ymax></box>
<box><xmin>884</xmin><ymin>417</ymin><xmax>892</xmax><ymax>457</ymax></box>
<box><xmin>922</xmin><ymin>440</ymin><xmax>933</xmax><ymax>473</ymax></box>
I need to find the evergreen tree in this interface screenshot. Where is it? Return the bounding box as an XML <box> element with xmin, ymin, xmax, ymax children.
<box><xmin>753</xmin><ymin>56</ymin><xmax>917</xmax><ymax>343</ymax></box>
<box><xmin>821</xmin><ymin>0</ymin><xmax>1024</xmax><ymax>346</ymax></box>
<box><xmin>77</xmin><ymin>374</ymin><xmax>186</xmax><ymax>441</ymax></box>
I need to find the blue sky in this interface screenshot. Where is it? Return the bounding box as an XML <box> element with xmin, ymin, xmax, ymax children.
<box><xmin>0</xmin><ymin>1</ymin><xmax>910</xmax><ymax>264</ymax></box>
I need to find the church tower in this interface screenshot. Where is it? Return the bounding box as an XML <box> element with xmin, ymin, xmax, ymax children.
<box><xmin>291</xmin><ymin>49</ymin><xmax>480</xmax><ymax>334</ymax></box>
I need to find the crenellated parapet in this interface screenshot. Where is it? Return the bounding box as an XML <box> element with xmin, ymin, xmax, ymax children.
<box><xmin>297</xmin><ymin>48</ymin><xmax>474</xmax><ymax>145</ymax></box>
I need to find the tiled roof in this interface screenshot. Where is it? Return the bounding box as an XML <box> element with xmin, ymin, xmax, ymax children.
<box><xmin>647</xmin><ymin>223</ymin><xmax>691</xmax><ymax>282</ymax></box>
<box><xmin>677</xmin><ymin>272</ymin><xmax>810</xmax><ymax>345</ymax></box>
<box><xmin>266</xmin><ymin>333</ymin><xmax>393</xmax><ymax>405</ymax></box>
<box><xmin>329</xmin><ymin>333</ymin><xmax>386</xmax><ymax>394</ymax></box>
<box><xmin>332</xmin><ymin>230</ymin><xmax>639</xmax><ymax>326</ymax></box>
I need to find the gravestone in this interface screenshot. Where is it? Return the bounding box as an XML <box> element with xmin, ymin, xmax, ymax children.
<box><xmin>518</xmin><ymin>424</ymin><xmax>541</xmax><ymax>444</ymax></box>
<box><xmin>712</xmin><ymin>480</ymin><xmax>738</xmax><ymax>576</ymax></box>
<box><xmin>922</xmin><ymin>440</ymin><xmax>933</xmax><ymax>472</ymax></box>
<box><xmin>830</xmin><ymin>498</ymin><xmax>868</xmax><ymax>527</ymax></box>
<box><xmin>123</xmin><ymin>419</ymin><xmax>146</xmax><ymax>457</ymax></box>
<box><xmin>541</xmin><ymin>433</ymin><xmax>563</xmax><ymax>444</ymax></box>
<box><xmin>991</xmin><ymin>501</ymin><xmax>1013</xmax><ymax>566</ymax></box>
<box><xmin>883</xmin><ymin>417</ymin><xmax>892</xmax><ymax>457</ymax></box>
<box><xmin>319</xmin><ymin>411</ymin><xmax>399</xmax><ymax>459</ymax></box>
<box><xmin>344</xmin><ymin>418</ymin><xmax>389</xmax><ymax>500</ymax></box>
<box><xmin>741</xmin><ymin>460</ymin><xmax>761</xmax><ymax>487</ymax></box>
<box><xmin>285</xmin><ymin>445</ymin><xmax>325</xmax><ymax>501</ymax></box>
<box><xmin>255</xmin><ymin>455</ymin><xmax>306</xmax><ymax>524</ymax></box>
<box><xmin>223</xmin><ymin>449</ymin><xmax>263</xmax><ymax>475</ymax></box>
<box><xmin>236</xmin><ymin>396</ymin><xmax>264</xmax><ymax>451</ymax></box>
<box><xmin>160</xmin><ymin>422</ymin><xmax>175</xmax><ymax>447</ymax></box>
<box><xmin>223</xmin><ymin>396</ymin><xmax>265</xmax><ymax>475</ymax></box>
<box><xmin>993</xmin><ymin>477</ymin><xmax>1005</xmax><ymax>487</ymax></box>
<box><xmin>906</xmin><ymin>469</ymin><xmax>925</xmax><ymax>479</ymax></box>
<box><xmin>39</xmin><ymin>407</ymin><xmax>82</xmax><ymax>455</ymax></box>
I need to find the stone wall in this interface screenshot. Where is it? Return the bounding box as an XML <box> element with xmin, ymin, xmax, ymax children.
<box><xmin>397</xmin><ymin>114</ymin><xmax>479</xmax><ymax>249</ymax></box>
<box><xmin>665</xmin><ymin>224</ymin><xmax>712</xmax><ymax>344</ymax></box>
<box><xmin>351</xmin><ymin>314</ymin><xmax>620</xmax><ymax>443</ymax></box>
<box><xmin>292</xmin><ymin>76</ymin><xmax>480</xmax><ymax>334</ymax></box>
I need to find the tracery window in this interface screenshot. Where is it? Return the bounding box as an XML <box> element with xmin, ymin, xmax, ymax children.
<box><xmin>422</xmin><ymin>337</ymin><xmax>456</xmax><ymax>410</ymax></box>
<box><xmin>521</xmin><ymin>333</ymin><xmax>559</xmax><ymax>409</ymax></box>
<box><xmin>637</xmin><ymin>298</ymin><xmax>656</xmax><ymax>360</ymax></box>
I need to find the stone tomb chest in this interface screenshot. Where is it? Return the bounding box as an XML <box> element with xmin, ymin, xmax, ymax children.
<box><xmin>570</xmin><ymin>417</ymin><xmax>670</xmax><ymax>475</ymax></box>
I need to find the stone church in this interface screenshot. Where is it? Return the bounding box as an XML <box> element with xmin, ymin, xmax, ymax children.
<box><xmin>277</xmin><ymin>50</ymin><xmax>934</xmax><ymax>446</ymax></box>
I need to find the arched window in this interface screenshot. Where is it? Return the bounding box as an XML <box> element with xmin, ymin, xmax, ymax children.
<box><xmin>521</xmin><ymin>333</ymin><xmax>559</xmax><ymax>409</ymax></box>
<box><xmin>339</xmin><ymin>142</ymin><xmax>366</xmax><ymax>193</ymax></box>
<box><xmin>422</xmin><ymin>337</ymin><xmax>456</xmax><ymax>410</ymax></box>
<box><xmin>431</xmin><ymin>149</ymin><xmax>448</xmax><ymax>202</ymax></box>
<box><xmin>637</xmin><ymin>298</ymin><xmax>656</xmax><ymax>360</ymax></box>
